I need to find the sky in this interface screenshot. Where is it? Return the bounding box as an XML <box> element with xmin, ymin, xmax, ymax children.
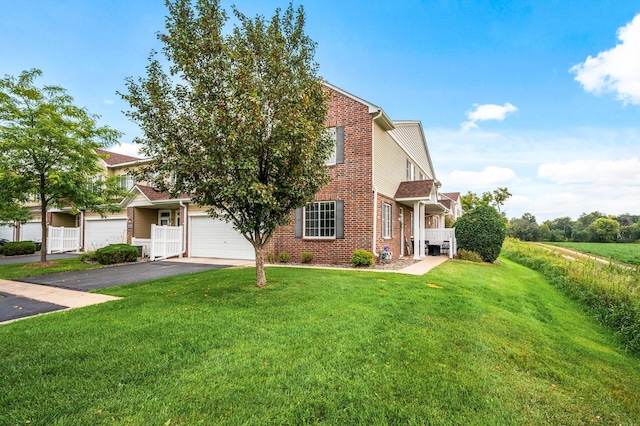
<box><xmin>2</xmin><ymin>0</ymin><xmax>639</xmax><ymax>221</ymax></box>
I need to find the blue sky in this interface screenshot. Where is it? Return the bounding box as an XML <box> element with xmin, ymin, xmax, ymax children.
<box><xmin>2</xmin><ymin>1</ymin><xmax>639</xmax><ymax>221</ymax></box>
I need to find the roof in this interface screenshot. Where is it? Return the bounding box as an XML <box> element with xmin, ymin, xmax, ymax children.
<box><xmin>135</xmin><ymin>184</ymin><xmax>173</xmax><ymax>201</ymax></box>
<box><xmin>394</xmin><ymin>180</ymin><xmax>435</xmax><ymax>200</ymax></box>
<box><xmin>441</xmin><ymin>192</ymin><xmax>461</xmax><ymax>202</ymax></box>
<box><xmin>96</xmin><ymin>149</ymin><xmax>142</xmax><ymax>166</ymax></box>
<box><xmin>439</xmin><ymin>198</ymin><xmax>452</xmax><ymax>209</ymax></box>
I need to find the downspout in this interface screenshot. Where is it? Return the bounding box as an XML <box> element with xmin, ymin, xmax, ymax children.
<box><xmin>371</xmin><ymin>110</ymin><xmax>382</xmax><ymax>257</ymax></box>
<box><xmin>179</xmin><ymin>200</ymin><xmax>187</xmax><ymax>257</ymax></box>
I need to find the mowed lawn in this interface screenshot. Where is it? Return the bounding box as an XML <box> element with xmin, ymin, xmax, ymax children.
<box><xmin>1</xmin><ymin>260</ymin><xmax>639</xmax><ymax>425</ymax></box>
<box><xmin>547</xmin><ymin>241</ymin><xmax>640</xmax><ymax>266</ymax></box>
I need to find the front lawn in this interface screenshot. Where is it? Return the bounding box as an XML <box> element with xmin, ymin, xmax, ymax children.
<box><xmin>0</xmin><ymin>257</ymin><xmax>102</xmax><ymax>280</ymax></box>
<box><xmin>1</xmin><ymin>261</ymin><xmax>639</xmax><ymax>424</ymax></box>
<box><xmin>546</xmin><ymin>241</ymin><xmax>640</xmax><ymax>266</ymax></box>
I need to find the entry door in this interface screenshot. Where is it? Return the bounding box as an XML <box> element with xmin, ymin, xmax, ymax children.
<box><xmin>158</xmin><ymin>210</ymin><xmax>171</xmax><ymax>226</ymax></box>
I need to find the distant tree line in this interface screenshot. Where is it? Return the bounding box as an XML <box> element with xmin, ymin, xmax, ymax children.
<box><xmin>508</xmin><ymin>212</ymin><xmax>640</xmax><ymax>243</ymax></box>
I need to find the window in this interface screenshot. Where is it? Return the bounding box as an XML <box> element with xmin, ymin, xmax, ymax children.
<box><xmin>117</xmin><ymin>174</ymin><xmax>136</xmax><ymax>190</ymax></box>
<box><xmin>382</xmin><ymin>203</ymin><xmax>391</xmax><ymax>239</ymax></box>
<box><xmin>419</xmin><ymin>172</ymin><xmax>424</xmax><ymax>181</ymax></box>
<box><xmin>304</xmin><ymin>201</ymin><xmax>336</xmax><ymax>238</ymax></box>
<box><xmin>410</xmin><ymin>211</ymin><xmax>414</xmax><ymax>237</ymax></box>
<box><xmin>326</xmin><ymin>127</ymin><xmax>337</xmax><ymax>165</ymax></box>
<box><xmin>406</xmin><ymin>160</ymin><xmax>415</xmax><ymax>181</ymax></box>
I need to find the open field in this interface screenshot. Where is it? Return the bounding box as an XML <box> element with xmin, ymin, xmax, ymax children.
<box><xmin>546</xmin><ymin>242</ymin><xmax>640</xmax><ymax>266</ymax></box>
<box><xmin>2</xmin><ymin>262</ymin><xmax>639</xmax><ymax>424</ymax></box>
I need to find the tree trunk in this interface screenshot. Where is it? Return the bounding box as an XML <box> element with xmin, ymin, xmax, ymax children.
<box><xmin>254</xmin><ymin>243</ymin><xmax>267</xmax><ymax>287</ymax></box>
<box><xmin>40</xmin><ymin>202</ymin><xmax>47</xmax><ymax>263</ymax></box>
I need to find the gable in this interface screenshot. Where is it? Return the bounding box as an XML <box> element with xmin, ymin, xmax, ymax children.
<box><xmin>388</xmin><ymin>121</ymin><xmax>435</xmax><ymax>180</ymax></box>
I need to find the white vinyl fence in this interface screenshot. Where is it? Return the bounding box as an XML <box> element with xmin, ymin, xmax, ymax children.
<box><xmin>149</xmin><ymin>224</ymin><xmax>183</xmax><ymax>261</ymax></box>
<box><xmin>47</xmin><ymin>226</ymin><xmax>81</xmax><ymax>254</ymax></box>
<box><xmin>424</xmin><ymin>228</ymin><xmax>457</xmax><ymax>259</ymax></box>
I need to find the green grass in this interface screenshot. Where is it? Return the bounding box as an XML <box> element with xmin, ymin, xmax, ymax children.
<box><xmin>0</xmin><ymin>257</ymin><xmax>103</xmax><ymax>280</ymax></box>
<box><xmin>546</xmin><ymin>241</ymin><xmax>640</xmax><ymax>266</ymax></box>
<box><xmin>1</xmin><ymin>262</ymin><xmax>640</xmax><ymax>424</ymax></box>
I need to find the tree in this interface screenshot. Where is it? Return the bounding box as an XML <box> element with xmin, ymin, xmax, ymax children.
<box><xmin>460</xmin><ymin>187</ymin><xmax>512</xmax><ymax>213</ymax></box>
<box><xmin>455</xmin><ymin>204</ymin><xmax>507</xmax><ymax>262</ymax></box>
<box><xmin>508</xmin><ymin>212</ymin><xmax>540</xmax><ymax>241</ymax></box>
<box><xmin>121</xmin><ymin>0</ymin><xmax>333</xmax><ymax>287</ymax></box>
<box><xmin>0</xmin><ymin>69</ymin><xmax>123</xmax><ymax>262</ymax></box>
<box><xmin>590</xmin><ymin>217</ymin><xmax>620</xmax><ymax>242</ymax></box>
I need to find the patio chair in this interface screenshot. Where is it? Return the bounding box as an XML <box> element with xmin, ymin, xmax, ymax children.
<box><xmin>441</xmin><ymin>240</ymin><xmax>450</xmax><ymax>255</ymax></box>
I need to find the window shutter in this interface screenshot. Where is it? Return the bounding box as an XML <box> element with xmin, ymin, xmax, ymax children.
<box><xmin>336</xmin><ymin>126</ymin><xmax>345</xmax><ymax>164</ymax></box>
<box><xmin>295</xmin><ymin>208</ymin><xmax>303</xmax><ymax>238</ymax></box>
<box><xmin>336</xmin><ymin>200</ymin><xmax>344</xmax><ymax>239</ymax></box>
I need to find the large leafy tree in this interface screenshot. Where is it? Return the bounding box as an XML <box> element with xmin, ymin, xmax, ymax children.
<box><xmin>460</xmin><ymin>187</ymin><xmax>512</xmax><ymax>213</ymax></box>
<box><xmin>121</xmin><ymin>0</ymin><xmax>333</xmax><ymax>287</ymax></box>
<box><xmin>0</xmin><ymin>69</ymin><xmax>123</xmax><ymax>262</ymax></box>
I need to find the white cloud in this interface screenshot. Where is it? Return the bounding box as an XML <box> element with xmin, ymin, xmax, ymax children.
<box><xmin>104</xmin><ymin>98</ymin><xmax>114</xmax><ymax>105</ymax></box>
<box><xmin>461</xmin><ymin>103</ymin><xmax>518</xmax><ymax>131</ymax></box>
<box><xmin>110</xmin><ymin>142</ymin><xmax>142</xmax><ymax>158</ymax></box>
<box><xmin>538</xmin><ymin>158</ymin><xmax>640</xmax><ymax>185</ymax></box>
<box><xmin>444</xmin><ymin>166</ymin><xmax>517</xmax><ymax>188</ymax></box>
<box><xmin>570</xmin><ymin>14</ymin><xmax>640</xmax><ymax>105</ymax></box>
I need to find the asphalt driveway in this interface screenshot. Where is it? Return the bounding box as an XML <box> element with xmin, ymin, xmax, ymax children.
<box><xmin>0</xmin><ymin>252</ymin><xmax>79</xmax><ymax>265</ymax></box>
<box><xmin>15</xmin><ymin>260</ymin><xmax>230</xmax><ymax>291</ymax></box>
<box><xmin>0</xmin><ymin>291</ymin><xmax>66</xmax><ymax>322</ymax></box>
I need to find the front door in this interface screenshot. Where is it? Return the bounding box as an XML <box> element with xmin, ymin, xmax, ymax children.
<box><xmin>158</xmin><ymin>210</ymin><xmax>171</xmax><ymax>226</ymax></box>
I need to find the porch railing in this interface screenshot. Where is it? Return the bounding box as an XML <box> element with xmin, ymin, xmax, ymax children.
<box><xmin>47</xmin><ymin>226</ymin><xmax>81</xmax><ymax>254</ymax></box>
<box><xmin>149</xmin><ymin>224</ymin><xmax>183</xmax><ymax>261</ymax></box>
<box><xmin>424</xmin><ymin>228</ymin><xmax>456</xmax><ymax>259</ymax></box>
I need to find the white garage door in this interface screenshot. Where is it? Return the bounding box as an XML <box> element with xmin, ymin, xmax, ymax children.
<box><xmin>84</xmin><ymin>218</ymin><xmax>127</xmax><ymax>250</ymax></box>
<box><xmin>21</xmin><ymin>222</ymin><xmax>43</xmax><ymax>242</ymax></box>
<box><xmin>0</xmin><ymin>225</ymin><xmax>14</xmax><ymax>241</ymax></box>
<box><xmin>190</xmin><ymin>216</ymin><xmax>255</xmax><ymax>260</ymax></box>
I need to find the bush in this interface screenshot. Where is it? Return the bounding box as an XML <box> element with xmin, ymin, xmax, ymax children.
<box><xmin>79</xmin><ymin>251</ymin><xmax>98</xmax><ymax>263</ymax></box>
<box><xmin>455</xmin><ymin>205</ymin><xmax>506</xmax><ymax>262</ymax></box>
<box><xmin>301</xmin><ymin>251</ymin><xmax>314</xmax><ymax>264</ymax></box>
<box><xmin>455</xmin><ymin>249</ymin><xmax>484</xmax><ymax>263</ymax></box>
<box><xmin>2</xmin><ymin>241</ymin><xmax>37</xmax><ymax>256</ymax></box>
<box><xmin>351</xmin><ymin>249</ymin><xmax>374</xmax><ymax>267</ymax></box>
<box><xmin>95</xmin><ymin>244</ymin><xmax>138</xmax><ymax>265</ymax></box>
<box><xmin>278</xmin><ymin>252</ymin><xmax>290</xmax><ymax>263</ymax></box>
<box><xmin>266</xmin><ymin>252</ymin><xmax>276</xmax><ymax>263</ymax></box>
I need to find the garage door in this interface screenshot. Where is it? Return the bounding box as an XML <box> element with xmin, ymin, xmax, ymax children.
<box><xmin>190</xmin><ymin>216</ymin><xmax>255</xmax><ymax>260</ymax></box>
<box><xmin>84</xmin><ymin>218</ymin><xmax>127</xmax><ymax>250</ymax></box>
<box><xmin>21</xmin><ymin>222</ymin><xmax>43</xmax><ymax>242</ymax></box>
<box><xmin>0</xmin><ymin>225</ymin><xmax>14</xmax><ymax>241</ymax></box>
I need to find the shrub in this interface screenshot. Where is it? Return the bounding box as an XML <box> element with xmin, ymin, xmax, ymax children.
<box><xmin>351</xmin><ymin>249</ymin><xmax>374</xmax><ymax>267</ymax></box>
<box><xmin>79</xmin><ymin>251</ymin><xmax>98</xmax><ymax>263</ymax></box>
<box><xmin>455</xmin><ymin>205</ymin><xmax>506</xmax><ymax>262</ymax></box>
<box><xmin>278</xmin><ymin>252</ymin><xmax>290</xmax><ymax>263</ymax></box>
<box><xmin>301</xmin><ymin>251</ymin><xmax>314</xmax><ymax>263</ymax></box>
<box><xmin>95</xmin><ymin>244</ymin><xmax>138</xmax><ymax>265</ymax></box>
<box><xmin>2</xmin><ymin>241</ymin><xmax>37</xmax><ymax>256</ymax></box>
<box><xmin>266</xmin><ymin>252</ymin><xmax>276</xmax><ymax>263</ymax></box>
<box><xmin>455</xmin><ymin>249</ymin><xmax>484</xmax><ymax>263</ymax></box>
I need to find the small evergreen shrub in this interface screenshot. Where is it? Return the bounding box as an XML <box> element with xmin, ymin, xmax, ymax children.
<box><xmin>95</xmin><ymin>244</ymin><xmax>138</xmax><ymax>265</ymax></box>
<box><xmin>351</xmin><ymin>249</ymin><xmax>374</xmax><ymax>267</ymax></box>
<box><xmin>278</xmin><ymin>252</ymin><xmax>290</xmax><ymax>263</ymax></box>
<box><xmin>266</xmin><ymin>252</ymin><xmax>276</xmax><ymax>263</ymax></box>
<box><xmin>301</xmin><ymin>251</ymin><xmax>314</xmax><ymax>263</ymax></box>
<box><xmin>2</xmin><ymin>241</ymin><xmax>37</xmax><ymax>256</ymax></box>
<box><xmin>455</xmin><ymin>205</ymin><xmax>507</xmax><ymax>262</ymax></box>
<box><xmin>79</xmin><ymin>251</ymin><xmax>98</xmax><ymax>263</ymax></box>
<box><xmin>455</xmin><ymin>249</ymin><xmax>484</xmax><ymax>263</ymax></box>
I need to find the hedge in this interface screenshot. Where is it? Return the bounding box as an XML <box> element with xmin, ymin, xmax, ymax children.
<box><xmin>95</xmin><ymin>244</ymin><xmax>138</xmax><ymax>265</ymax></box>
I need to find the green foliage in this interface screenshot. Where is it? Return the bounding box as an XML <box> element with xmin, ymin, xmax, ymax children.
<box><xmin>301</xmin><ymin>251</ymin><xmax>314</xmax><ymax>263</ymax></box>
<box><xmin>79</xmin><ymin>251</ymin><xmax>98</xmax><ymax>263</ymax></box>
<box><xmin>121</xmin><ymin>1</ymin><xmax>331</xmax><ymax>287</ymax></box>
<box><xmin>266</xmin><ymin>252</ymin><xmax>276</xmax><ymax>263</ymax></box>
<box><xmin>95</xmin><ymin>244</ymin><xmax>138</xmax><ymax>265</ymax></box>
<box><xmin>502</xmin><ymin>238</ymin><xmax>640</xmax><ymax>354</ymax></box>
<box><xmin>508</xmin><ymin>212</ymin><xmax>540</xmax><ymax>241</ymax></box>
<box><xmin>1</xmin><ymin>241</ymin><xmax>36</xmax><ymax>256</ymax></box>
<box><xmin>589</xmin><ymin>217</ymin><xmax>620</xmax><ymax>242</ymax></box>
<box><xmin>460</xmin><ymin>187</ymin><xmax>511</xmax><ymax>213</ymax></box>
<box><xmin>351</xmin><ymin>249</ymin><xmax>374</xmax><ymax>267</ymax></box>
<box><xmin>455</xmin><ymin>249</ymin><xmax>484</xmax><ymax>263</ymax></box>
<box><xmin>278</xmin><ymin>252</ymin><xmax>290</xmax><ymax>263</ymax></box>
<box><xmin>455</xmin><ymin>205</ymin><xmax>507</xmax><ymax>262</ymax></box>
<box><xmin>0</xmin><ymin>69</ymin><xmax>124</xmax><ymax>261</ymax></box>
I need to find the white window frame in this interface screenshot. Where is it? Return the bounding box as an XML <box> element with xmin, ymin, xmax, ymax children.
<box><xmin>382</xmin><ymin>202</ymin><xmax>391</xmax><ymax>239</ymax></box>
<box><xmin>406</xmin><ymin>159</ymin><xmax>415</xmax><ymax>181</ymax></box>
<box><xmin>326</xmin><ymin>127</ymin><xmax>337</xmax><ymax>165</ymax></box>
<box><xmin>410</xmin><ymin>211</ymin><xmax>414</xmax><ymax>237</ymax></box>
<box><xmin>304</xmin><ymin>201</ymin><xmax>336</xmax><ymax>238</ymax></box>
<box><xmin>117</xmin><ymin>174</ymin><xmax>136</xmax><ymax>190</ymax></box>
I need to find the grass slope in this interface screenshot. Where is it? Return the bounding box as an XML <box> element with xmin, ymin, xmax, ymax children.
<box><xmin>1</xmin><ymin>261</ymin><xmax>639</xmax><ymax>425</ymax></box>
<box><xmin>0</xmin><ymin>257</ymin><xmax>101</xmax><ymax>280</ymax></box>
<box><xmin>547</xmin><ymin>242</ymin><xmax>640</xmax><ymax>266</ymax></box>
